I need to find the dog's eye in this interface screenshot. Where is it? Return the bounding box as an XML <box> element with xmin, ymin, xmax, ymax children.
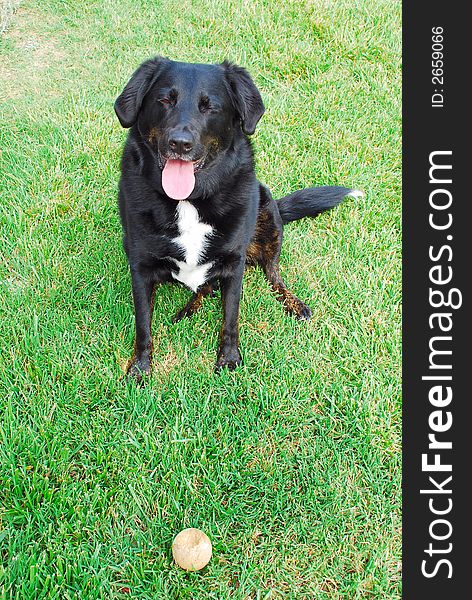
<box><xmin>158</xmin><ymin>91</ymin><xmax>177</xmax><ymax>107</ymax></box>
<box><xmin>199</xmin><ymin>96</ymin><xmax>213</xmax><ymax>113</ymax></box>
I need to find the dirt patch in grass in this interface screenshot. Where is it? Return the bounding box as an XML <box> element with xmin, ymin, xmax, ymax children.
<box><xmin>0</xmin><ymin>6</ymin><xmax>65</xmax><ymax>99</ymax></box>
<box><xmin>1</xmin><ymin>0</ymin><xmax>21</xmax><ymax>34</ymax></box>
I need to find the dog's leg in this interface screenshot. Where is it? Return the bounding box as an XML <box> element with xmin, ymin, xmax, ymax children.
<box><xmin>127</xmin><ymin>269</ymin><xmax>155</xmax><ymax>383</ymax></box>
<box><xmin>248</xmin><ymin>202</ymin><xmax>312</xmax><ymax>320</ymax></box>
<box><xmin>172</xmin><ymin>283</ymin><xmax>214</xmax><ymax>323</ymax></box>
<box><xmin>215</xmin><ymin>262</ymin><xmax>244</xmax><ymax>372</ymax></box>
<box><xmin>263</xmin><ymin>261</ymin><xmax>312</xmax><ymax>320</ymax></box>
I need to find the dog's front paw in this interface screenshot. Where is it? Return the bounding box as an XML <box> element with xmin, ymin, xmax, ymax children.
<box><xmin>215</xmin><ymin>347</ymin><xmax>242</xmax><ymax>373</ymax></box>
<box><xmin>126</xmin><ymin>356</ymin><xmax>151</xmax><ymax>385</ymax></box>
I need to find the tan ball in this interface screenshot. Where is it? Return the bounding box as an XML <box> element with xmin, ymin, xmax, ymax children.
<box><xmin>172</xmin><ymin>528</ymin><xmax>212</xmax><ymax>571</ymax></box>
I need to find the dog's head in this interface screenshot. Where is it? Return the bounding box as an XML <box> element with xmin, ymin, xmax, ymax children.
<box><xmin>114</xmin><ymin>57</ymin><xmax>265</xmax><ymax>200</ymax></box>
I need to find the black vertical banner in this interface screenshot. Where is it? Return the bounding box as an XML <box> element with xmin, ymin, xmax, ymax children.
<box><xmin>403</xmin><ymin>3</ymin><xmax>468</xmax><ymax>598</ymax></box>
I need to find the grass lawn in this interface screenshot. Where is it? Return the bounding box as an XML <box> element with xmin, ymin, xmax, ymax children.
<box><xmin>0</xmin><ymin>0</ymin><xmax>401</xmax><ymax>597</ymax></box>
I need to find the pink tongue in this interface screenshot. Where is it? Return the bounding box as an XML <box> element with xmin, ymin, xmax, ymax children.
<box><xmin>161</xmin><ymin>159</ymin><xmax>195</xmax><ymax>200</ymax></box>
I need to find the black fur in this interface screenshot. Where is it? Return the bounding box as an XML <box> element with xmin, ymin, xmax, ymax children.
<box><xmin>114</xmin><ymin>57</ymin><xmax>357</xmax><ymax>382</ymax></box>
<box><xmin>277</xmin><ymin>186</ymin><xmax>354</xmax><ymax>225</ymax></box>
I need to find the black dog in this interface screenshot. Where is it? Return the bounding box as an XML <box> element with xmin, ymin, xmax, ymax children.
<box><xmin>114</xmin><ymin>56</ymin><xmax>360</xmax><ymax>381</ymax></box>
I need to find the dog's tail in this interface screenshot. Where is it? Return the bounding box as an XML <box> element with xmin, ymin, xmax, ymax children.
<box><xmin>276</xmin><ymin>186</ymin><xmax>363</xmax><ymax>225</ymax></box>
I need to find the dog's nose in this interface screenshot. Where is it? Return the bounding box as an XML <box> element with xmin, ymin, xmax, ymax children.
<box><xmin>168</xmin><ymin>129</ymin><xmax>194</xmax><ymax>155</ymax></box>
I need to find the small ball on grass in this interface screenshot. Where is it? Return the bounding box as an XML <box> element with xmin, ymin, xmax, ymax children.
<box><xmin>172</xmin><ymin>528</ymin><xmax>212</xmax><ymax>571</ymax></box>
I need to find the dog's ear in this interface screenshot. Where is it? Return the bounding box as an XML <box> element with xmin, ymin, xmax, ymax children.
<box><xmin>222</xmin><ymin>61</ymin><xmax>265</xmax><ymax>135</ymax></box>
<box><xmin>114</xmin><ymin>56</ymin><xmax>168</xmax><ymax>128</ymax></box>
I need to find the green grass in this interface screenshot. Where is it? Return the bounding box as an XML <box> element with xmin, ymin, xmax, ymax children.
<box><xmin>0</xmin><ymin>0</ymin><xmax>401</xmax><ymax>597</ymax></box>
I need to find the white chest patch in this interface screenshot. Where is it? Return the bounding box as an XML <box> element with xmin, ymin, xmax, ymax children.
<box><xmin>170</xmin><ymin>201</ymin><xmax>214</xmax><ymax>292</ymax></box>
